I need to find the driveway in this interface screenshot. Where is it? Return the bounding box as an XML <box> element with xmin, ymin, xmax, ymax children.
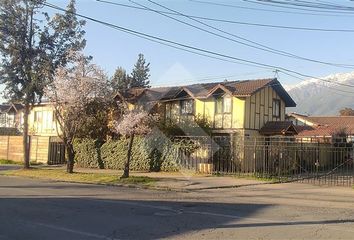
<box><xmin>1</xmin><ymin>175</ymin><xmax>354</xmax><ymax>239</ymax></box>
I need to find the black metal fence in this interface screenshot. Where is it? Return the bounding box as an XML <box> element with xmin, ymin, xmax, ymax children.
<box><xmin>172</xmin><ymin>135</ymin><xmax>354</xmax><ymax>187</ymax></box>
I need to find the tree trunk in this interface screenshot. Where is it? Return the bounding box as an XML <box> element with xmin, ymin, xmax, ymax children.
<box><xmin>23</xmin><ymin>103</ymin><xmax>30</xmax><ymax>169</ymax></box>
<box><xmin>66</xmin><ymin>142</ymin><xmax>75</xmax><ymax>173</ymax></box>
<box><xmin>121</xmin><ymin>134</ymin><xmax>134</xmax><ymax>179</ymax></box>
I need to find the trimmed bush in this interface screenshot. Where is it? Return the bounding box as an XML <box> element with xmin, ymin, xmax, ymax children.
<box><xmin>73</xmin><ymin>139</ymin><xmax>104</xmax><ymax>169</ymax></box>
<box><xmin>0</xmin><ymin>127</ymin><xmax>21</xmax><ymax>136</ymax></box>
<box><xmin>160</xmin><ymin>144</ymin><xmax>181</xmax><ymax>172</ymax></box>
<box><xmin>73</xmin><ymin>136</ymin><xmax>199</xmax><ymax>172</ymax></box>
<box><xmin>101</xmin><ymin>137</ymin><xmax>150</xmax><ymax>171</ymax></box>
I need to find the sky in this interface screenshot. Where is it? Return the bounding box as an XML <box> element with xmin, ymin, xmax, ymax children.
<box><xmin>2</xmin><ymin>0</ymin><xmax>354</xmax><ymax>102</ymax></box>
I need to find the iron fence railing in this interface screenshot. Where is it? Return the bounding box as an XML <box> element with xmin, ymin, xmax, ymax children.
<box><xmin>172</xmin><ymin>135</ymin><xmax>354</xmax><ymax>187</ymax></box>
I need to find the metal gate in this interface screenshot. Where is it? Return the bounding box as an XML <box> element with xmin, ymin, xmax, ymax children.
<box><xmin>48</xmin><ymin>137</ymin><xmax>66</xmax><ymax>165</ymax></box>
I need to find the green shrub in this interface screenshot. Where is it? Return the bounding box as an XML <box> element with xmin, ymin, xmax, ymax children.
<box><xmin>73</xmin><ymin>139</ymin><xmax>104</xmax><ymax>169</ymax></box>
<box><xmin>0</xmin><ymin>127</ymin><xmax>21</xmax><ymax>136</ymax></box>
<box><xmin>100</xmin><ymin>137</ymin><xmax>150</xmax><ymax>171</ymax></box>
<box><xmin>160</xmin><ymin>144</ymin><xmax>181</xmax><ymax>172</ymax></box>
<box><xmin>73</xmin><ymin>136</ymin><xmax>199</xmax><ymax>172</ymax></box>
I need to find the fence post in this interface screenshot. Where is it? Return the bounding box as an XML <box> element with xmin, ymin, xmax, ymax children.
<box><xmin>6</xmin><ymin>135</ymin><xmax>10</xmax><ymax>161</ymax></box>
<box><xmin>230</xmin><ymin>133</ymin><xmax>234</xmax><ymax>173</ymax></box>
<box><xmin>253</xmin><ymin>137</ymin><xmax>257</xmax><ymax>176</ymax></box>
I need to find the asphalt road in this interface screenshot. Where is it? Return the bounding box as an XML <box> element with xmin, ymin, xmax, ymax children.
<box><xmin>0</xmin><ymin>174</ymin><xmax>354</xmax><ymax>240</ymax></box>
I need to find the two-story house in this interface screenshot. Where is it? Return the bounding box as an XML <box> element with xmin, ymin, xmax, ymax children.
<box><xmin>115</xmin><ymin>78</ymin><xmax>297</xmax><ymax>138</ymax></box>
<box><xmin>0</xmin><ymin>103</ymin><xmax>23</xmax><ymax>130</ymax></box>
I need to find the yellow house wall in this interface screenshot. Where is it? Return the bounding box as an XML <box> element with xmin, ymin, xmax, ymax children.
<box><xmin>244</xmin><ymin>86</ymin><xmax>285</xmax><ymax>130</ymax></box>
<box><xmin>232</xmin><ymin>97</ymin><xmax>245</xmax><ymax>129</ymax></box>
<box><xmin>203</xmin><ymin>99</ymin><xmax>215</xmax><ymax>125</ymax></box>
<box><xmin>195</xmin><ymin>99</ymin><xmax>204</xmax><ymax>118</ymax></box>
<box><xmin>29</xmin><ymin>105</ymin><xmax>60</xmax><ymax>137</ymax></box>
<box><xmin>164</xmin><ymin>96</ymin><xmax>246</xmax><ymax>130</ymax></box>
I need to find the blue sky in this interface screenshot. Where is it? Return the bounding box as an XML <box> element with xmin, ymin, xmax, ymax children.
<box><xmin>2</xmin><ymin>0</ymin><xmax>354</xmax><ymax>102</ymax></box>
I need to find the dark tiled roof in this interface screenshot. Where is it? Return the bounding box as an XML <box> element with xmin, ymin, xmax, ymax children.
<box><xmin>0</xmin><ymin>104</ymin><xmax>10</xmax><ymax>112</ymax></box>
<box><xmin>1</xmin><ymin>103</ymin><xmax>24</xmax><ymax>113</ymax></box>
<box><xmin>114</xmin><ymin>78</ymin><xmax>296</xmax><ymax>107</ymax></box>
<box><xmin>259</xmin><ymin>121</ymin><xmax>298</xmax><ymax>136</ymax></box>
<box><xmin>294</xmin><ymin>116</ymin><xmax>354</xmax><ymax>136</ymax></box>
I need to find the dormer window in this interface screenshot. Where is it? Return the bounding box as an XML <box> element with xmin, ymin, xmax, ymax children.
<box><xmin>215</xmin><ymin>95</ymin><xmax>232</xmax><ymax>114</ymax></box>
<box><xmin>180</xmin><ymin>100</ymin><xmax>194</xmax><ymax>115</ymax></box>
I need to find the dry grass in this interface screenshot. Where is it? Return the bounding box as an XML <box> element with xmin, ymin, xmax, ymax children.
<box><xmin>0</xmin><ymin>159</ymin><xmax>42</xmax><ymax>166</ymax></box>
<box><xmin>1</xmin><ymin>168</ymin><xmax>158</xmax><ymax>186</ymax></box>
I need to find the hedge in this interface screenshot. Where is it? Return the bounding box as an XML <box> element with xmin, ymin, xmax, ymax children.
<box><xmin>100</xmin><ymin>137</ymin><xmax>150</xmax><ymax>171</ymax></box>
<box><xmin>0</xmin><ymin>127</ymin><xmax>21</xmax><ymax>136</ymax></box>
<box><xmin>73</xmin><ymin>139</ymin><xmax>104</xmax><ymax>169</ymax></box>
<box><xmin>73</xmin><ymin>136</ymin><xmax>195</xmax><ymax>172</ymax></box>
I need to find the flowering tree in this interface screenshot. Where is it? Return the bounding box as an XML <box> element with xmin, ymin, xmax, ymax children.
<box><xmin>113</xmin><ymin>110</ymin><xmax>153</xmax><ymax>178</ymax></box>
<box><xmin>45</xmin><ymin>53</ymin><xmax>111</xmax><ymax>173</ymax></box>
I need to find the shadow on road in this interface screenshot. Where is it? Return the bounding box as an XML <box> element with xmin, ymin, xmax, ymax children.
<box><xmin>0</xmin><ymin>197</ymin><xmax>269</xmax><ymax>239</ymax></box>
<box><xmin>0</xmin><ymin>196</ymin><xmax>352</xmax><ymax>240</ymax></box>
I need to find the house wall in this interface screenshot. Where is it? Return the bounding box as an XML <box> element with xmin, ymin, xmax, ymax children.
<box><xmin>168</xmin><ymin>96</ymin><xmax>246</xmax><ymax>130</ymax></box>
<box><xmin>0</xmin><ymin>112</ymin><xmax>16</xmax><ymax>128</ymax></box>
<box><xmin>157</xmin><ymin>86</ymin><xmax>287</xmax><ymax>133</ymax></box>
<box><xmin>29</xmin><ymin>105</ymin><xmax>60</xmax><ymax>137</ymax></box>
<box><xmin>244</xmin><ymin>86</ymin><xmax>285</xmax><ymax>131</ymax></box>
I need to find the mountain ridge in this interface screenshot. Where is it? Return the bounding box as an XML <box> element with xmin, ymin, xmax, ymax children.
<box><xmin>286</xmin><ymin>71</ymin><xmax>354</xmax><ymax>116</ymax></box>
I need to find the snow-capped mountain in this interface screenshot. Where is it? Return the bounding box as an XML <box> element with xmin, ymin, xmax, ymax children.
<box><xmin>286</xmin><ymin>71</ymin><xmax>354</xmax><ymax>115</ymax></box>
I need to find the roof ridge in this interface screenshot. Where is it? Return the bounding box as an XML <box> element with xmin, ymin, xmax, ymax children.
<box><xmin>149</xmin><ymin>77</ymin><xmax>276</xmax><ymax>90</ymax></box>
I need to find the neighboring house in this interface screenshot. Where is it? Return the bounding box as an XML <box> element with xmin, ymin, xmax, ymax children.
<box><xmin>287</xmin><ymin>113</ymin><xmax>354</xmax><ymax>141</ymax></box>
<box><xmin>0</xmin><ymin>103</ymin><xmax>23</xmax><ymax>129</ymax></box>
<box><xmin>115</xmin><ymin>78</ymin><xmax>297</xmax><ymax>138</ymax></box>
<box><xmin>28</xmin><ymin>103</ymin><xmax>61</xmax><ymax>137</ymax></box>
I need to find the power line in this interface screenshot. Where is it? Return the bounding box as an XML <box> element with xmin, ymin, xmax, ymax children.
<box><xmin>279</xmin><ymin>70</ymin><xmax>354</xmax><ymax>96</ymax></box>
<box><xmin>249</xmin><ymin>0</ymin><xmax>354</xmax><ymax>12</ymax></box>
<box><xmin>130</xmin><ymin>0</ymin><xmax>354</xmax><ymax>68</ymax></box>
<box><xmin>188</xmin><ymin>0</ymin><xmax>354</xmax><ymax>17</ymax></box>
<box><xmin>95</xmin><ymin>1</ymin><xmax>354</xmax><ymax>32</ymax></box>
<box><xmin>101</xmin><ymin>0</ymin><xmax>354</xmax><ymax>69</ymax></box>
<box><xmin>43</xmin><ymin>2</ymin><xmax>354</xmax><ymax>92</ymax></box>
<box><xmin>244</xmin><ymin>0</ymin><xmax>354</xmax><ymax>14</ymax></box>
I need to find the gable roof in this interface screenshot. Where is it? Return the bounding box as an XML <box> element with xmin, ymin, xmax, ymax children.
<box><xmin>259</xmin><ymin>121</ymin><xmax>298</xmax><ymax>136</ymax></box>
<box><xmin>290</xmin><ymin>113</ymin><xmax>354</xmax><ymax>136</ymax></box>
<box><xmin>114</xmin><ymin>78</ymin><xmax>296</xmax><ymax>107</ymax></box>
<box><xmin>0</xmin><ymin>103</ymin><xmax>24</xmax><ymax>113</ymax></box>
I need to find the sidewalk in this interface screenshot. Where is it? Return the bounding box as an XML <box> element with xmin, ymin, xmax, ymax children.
<box><xmin>2</xmin><ymin>164</ymin><xmax>267</xmax><ymax>191</ymax></box>
<box><xmin>71</xmin><ymin>167</ymin><xmax>266</xmax><ymax>191</ymax></box>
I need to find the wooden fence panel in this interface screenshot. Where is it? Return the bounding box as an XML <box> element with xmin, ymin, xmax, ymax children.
<box><xmin>30</xmin><ymin>136</ymin><xmax>50</xmax><ymax>163</ymax></box>
<box><xmin>0</xmin><ymin>135</ymin><xmax>50</xmax><ymax>163</ymax></box>
<box><xmin>7</xmin><ymin>136</ymin><xmax>23</xmax><ymax>162</ymax></box>
<box><xmin>0</xmin><ymin>136</ymin><xmax>9</xmax><ymax>160</ymax></box>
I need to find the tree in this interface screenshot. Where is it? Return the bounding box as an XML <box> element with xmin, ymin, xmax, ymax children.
<box><xmin>0</xmin><ymin>0</ymin><xmax>85</xmax><ymax>168</ymax></box>
<box><xmin>113</xmin><ymin>109</ymin><xmax>153</xmax><ymax>178</ymax></box>
<box><xmin>111</xmin><ymin>67</ymin><xmax>130</xmax><ymax>92</ymax></box>
<box><xmin>130</xmin><ymin>53</ymin><xmax>151</xmax><ymax>88</ymax></box>
<box><xmin>45</xmin><ymin>53</ymin><xmax>111</xmax><ymax>173</ymax></box>
<box><xmin>339</xmin><ymin>107</ymin><xmax>354</xmax><ymax>116</ymax></box>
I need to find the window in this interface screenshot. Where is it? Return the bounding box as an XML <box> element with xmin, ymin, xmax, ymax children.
<box><xmin>34</xmin><ymin>111</ymin><xmax>42</xmax><ymax>122</ymax></box>
<box><xmin>215</xmin><ymin>96</ymin><xmax>232</xmax><ymax>114</ymax></box>
<box><xmin>223</xmin><ymin>96</ymin><xmax>232</xmax><ymax>113</ymax></box>
<box><xmin>165</xmin><ymin>103</ymin><xmax>171</xmax><ymax>119</ymax></box>
<box><xmin>180</xmin><ymin>100</ymin><xmax>194</xmax><ymax>115</ymax></box>
<box><xmin>272</xmin><ymin>99</ymin><xmax>281</xmax><ymax>117</ymax></box>
<box><xmin>215</xmin><ymin>97</ymin><xmax>223</xmax><ymax>114</ymax></box>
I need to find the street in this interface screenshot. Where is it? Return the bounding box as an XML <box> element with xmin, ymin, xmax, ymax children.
<box><xmin>0</xmin><ymin>175</ymin><xmax>354</xmax><ymax>240</ymax></box>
